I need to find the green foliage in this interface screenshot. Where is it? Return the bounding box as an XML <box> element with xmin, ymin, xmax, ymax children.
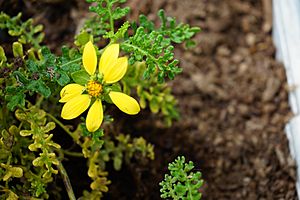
<box><xmin>0</xmin><ymin>12</ymin><xmax>44</xmax><ymax>49</ymax></box>
<box><xmin>3</xmin><ymin>45</ymin><xmax>81</xmax><ymax>111</ymax></box>
<box><xmin>122</xmin><ymin>62</ymin><xmax>179</xmax><ymax>126</ymax></box>
<box><xmin>0</xmin><ymin>105</ymin><xmax>60</xmax><ymax>199</ymax></box>
<box><xmin>160</xmin><ymin>156</ymin><xmax>203</xmax><ymax>200</ymax></box>
<box><xmin>99</xmin><ymin>134</ymin><xmax>154</xmax><ymax>171</ymax></box>
<box><xmin>71</xmin><ymin>124</ymin><xmax>154</xmax><ymax>199</ymax></box>
<box><xmin>0</xmin><ymin>1</ymin><xmax>200</xmax><ymax>199</ymax></box>
<box><xmin>121</xmin><ymin>10</ymin><xmax>200</xmax><ymax>83</ymax></box>
<box><xmin>83</xmin><ymin>0</ymin><xmax>130</xmax><ymax>39</ymax></box>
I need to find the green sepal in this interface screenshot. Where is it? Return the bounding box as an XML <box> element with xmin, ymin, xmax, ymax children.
<box><xmin>71</xmin><ymin>70</ymin><xmax>90</xmax><ymax>85</ymax></box>
<box><xmin>74</xmin><ymin>31</ymin><xmax>92</xmax><ymax>47</ymax></box>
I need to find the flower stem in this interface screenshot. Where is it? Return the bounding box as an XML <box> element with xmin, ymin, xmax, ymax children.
<box><xmin>57</xmin><ymin>161</ymin><xmax>76</xmax><ymax>200</ymax></box>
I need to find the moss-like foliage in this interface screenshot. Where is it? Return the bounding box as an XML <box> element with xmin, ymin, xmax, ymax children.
<box><xmin>160</xmin><ymin>156</ymin><xmax>204</xmax><ymax>200</ymax></box>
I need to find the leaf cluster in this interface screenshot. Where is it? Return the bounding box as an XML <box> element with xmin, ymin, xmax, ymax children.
<box><xmin>0</xmin><ymin>2</ymin><xmax>201</xmax><ymax>199</ymax></box>
<box><xmin>0</xmin><ymin>105</ymin><xmax>61</xmax><ymax>199</ymax></box>
<box><xmin>3</xmin><ymin>45</ymin><xmax>81</xmax><ymax>111</ymax></box>
<box><xmin>122</xmin><ymin>62</ymin><xmax>179</xmax><ymax>126</ymax></box>
<box><xmin>160</xmin><ymin>156</ymin><xmax>203</xmax><ymax>200</ymax></box>
<box><xmin>84</xmin><ymin>0</ymin><xmax>130</xmax><ymax>38</ymax></box>
<box><xmin>121</xmin><ymin>9</ymin><xmax>200</xmax><ymax>83</ymax></box>
<box><xmin>72</xmin><ymin>124</ymin><xmax>154</xmax><ymax>198</ymax></box>
<box><xmin>0</xmin><ymin>12</ymin><xmax>44</xmax><ymax>49</ymax></box>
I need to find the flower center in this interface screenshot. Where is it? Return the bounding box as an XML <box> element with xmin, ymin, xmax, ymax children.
<box><xmin>87</xmin><ymin>80</ymin><xmax>103</xmax><ymax>97</ymax></box>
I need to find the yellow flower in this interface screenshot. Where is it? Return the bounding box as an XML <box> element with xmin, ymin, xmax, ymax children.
<box><xmin>60</xmin><ymin>41</ymin><xmax>140</xmax><ymax>132</ymax></box>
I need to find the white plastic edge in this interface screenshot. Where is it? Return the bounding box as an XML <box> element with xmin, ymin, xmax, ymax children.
<box><xmin>273</xmin><ymin>0</ymin><xmax>300</xmax><ymax>197</ymax></box>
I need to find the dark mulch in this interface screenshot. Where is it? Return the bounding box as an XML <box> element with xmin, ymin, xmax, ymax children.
<box><xmin>1</xmin><ymin>0</ymin><xmax>297</xmax><ymax>199</ymax></box>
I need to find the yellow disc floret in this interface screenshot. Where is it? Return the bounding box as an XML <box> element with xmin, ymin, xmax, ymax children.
<box><xmin>87</xmin><ymin>80</ymin><xmax>103</xmax><ymax>97</ymax></box>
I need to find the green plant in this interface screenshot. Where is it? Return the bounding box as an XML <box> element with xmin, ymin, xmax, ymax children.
<box><xmin>0</xmin><ymin>12</ymin><xmax>44</xmax><ymax>49</ymax></box>
<box><xmin>160</xmin><ymin>156</ymin><xmax>204</xmax><ymax>200</ymax></box>
<box><xmin>0</xmin><ymin>0</ymin><xmax>200</xmax><ymax>198</ymax></box>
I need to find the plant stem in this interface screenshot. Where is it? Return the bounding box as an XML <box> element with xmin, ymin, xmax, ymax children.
<box><xmin>62</xmin><ymin>149</ymin><xmax>84</xmax><ymax>157</ymax></box>
<box><xmin>46</xmin><ymin>113</ymin><xmax>77</xmax><ymax>142</ymax></box>
<box><xmin>106</xmin><ymin>0</ymin><xmax>114</xmax><ymax>33</ymax></box>
<box><xmin>122</xmin><ymin>43</ymin><xmax>159</xmax><ymax>64</ymax></box>
<box><xmin>61</xmin><ymin>57</ymin><xmax>81</xmax><ymax>68</ymax></box>
<box><xmin>0</xmin><ymin>106</ymin><xmax>7</xmax><ymax>129</ymax></box>
<box><xmin>35</xmin><ymin>95</ymin><xmax>44</xmax><ymax>108</ymax></box>
<box><xmin>57</xmin><ymin>161</ymin><xmax>76</xmax><ymax>200</ymax></box>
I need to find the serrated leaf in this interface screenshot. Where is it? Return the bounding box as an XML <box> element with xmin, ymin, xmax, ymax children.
<box><xmin>6</xmin><ymin>93</ymin><xmax>25</xmax><ymax>111</ymax></box>
<box><xmin>26</xmin><ymin>79</ymin><xmax>51</xmax><ymax>97</ymax></box>
<box><xmin>57</xmin><ymin>71</ymin><xmax>70</xmax><ymax>86</ymax></box>
<box><xmin>13</xmin><ymin>71</ymin><xmax>29</xmax><ymax>84</ymax></box>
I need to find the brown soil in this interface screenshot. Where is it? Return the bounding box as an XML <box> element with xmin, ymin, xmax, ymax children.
<box><xmin>1</xmin><ymin>0</ymin><xmax>297</xmax><ymax>199</ymax></box>
<box><xmin>121</xmin><ymin>0</ymin><xmax>297</xmax><ymax>199</ymax></box>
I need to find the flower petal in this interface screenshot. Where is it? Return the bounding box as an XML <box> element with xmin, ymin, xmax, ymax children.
<box><xmin>86</xmin><ymin>100</ymin><xmax>103</xmax><ymax>132</ymax></box>
<box><xmin>99</xmin><ymin>44</ymin><xmax>119</xmax><ymax>76</ymax></box>
<box><xmin>83</xmin><ymin>41</ymin><xmax>97</xmax><ymax>75</ymax></box>
<box><xmin>61</xmin><ymin>94</ymin><xmax>91</xmax><ymax>120</ymax></box>
<box><xmin>104</xmin><ymin>57</ymin><xmax>128</xmax><ymax>84</ymax></box>
<box><xmin>59</xmin><ymin>84</ymin><xmax>85</xmax><ymax>103</ymax></box>
<box><xmin>109</xmin><ymin>91</ymin><xmax>140</xmax><ymax>115</ymax></box>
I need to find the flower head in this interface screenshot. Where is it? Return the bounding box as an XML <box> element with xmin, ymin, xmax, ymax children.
<box><xmin>60</xmin><ymin>41</ymin><xmax>140</xmax><ymax>132</ymax></box>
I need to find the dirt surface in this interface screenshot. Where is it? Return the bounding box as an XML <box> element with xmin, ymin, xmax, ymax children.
<box><xmin>1</xmin><ymin>0</ymin><xmax>297</xmax><ymax>199</ymax></box>
<box><xmin>123</xmin><ymin>0</ymin><xmax>297</xmax><ymax>199</ymax></box>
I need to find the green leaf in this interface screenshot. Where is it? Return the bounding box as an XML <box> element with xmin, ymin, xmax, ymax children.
<box><xmin>6</xmin><ymin>93</ymin><xmax>25</xmax><ymax>111</ymax></box>
<box><xmin>12</xmin><ymin>42</ymin><xmax>23</xmax><ymax>57</ymax></box>
<box><xmin>57</xmin><ymin>71</ymin><xmax>70</xmax><ymax>86</ymax></box>
<box><xmin>149</xmin><ymin>97</ymin><xmax>160</xmax><ymax>113</ymax></box>
<box><xmin>82</xmin><ymin>0</ymin><xmax>130</xmax><ymax>38</ymax></box>
<box><xmin>0</xmin><ymin>46</ymin><xmax>7</xmax><ymax>64</ymax></box>
<box><xmin>26</xmin><ymin>79</ymin><xmax>51</xmax><ymax>97</ymax></box>
<box><xmin>71</xmin><ymin>70</ymin><xmax>90</xmax><ymax>85</ymax></box>
<box><xmin>159</xmin><ymin>156</ymin><xmax>203</xmax><ymax>199</ymax></box>
<box><xmin>13</xmin><ymin>71</ymin><xmax>29</xmax><ymax>84</ymax></box>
